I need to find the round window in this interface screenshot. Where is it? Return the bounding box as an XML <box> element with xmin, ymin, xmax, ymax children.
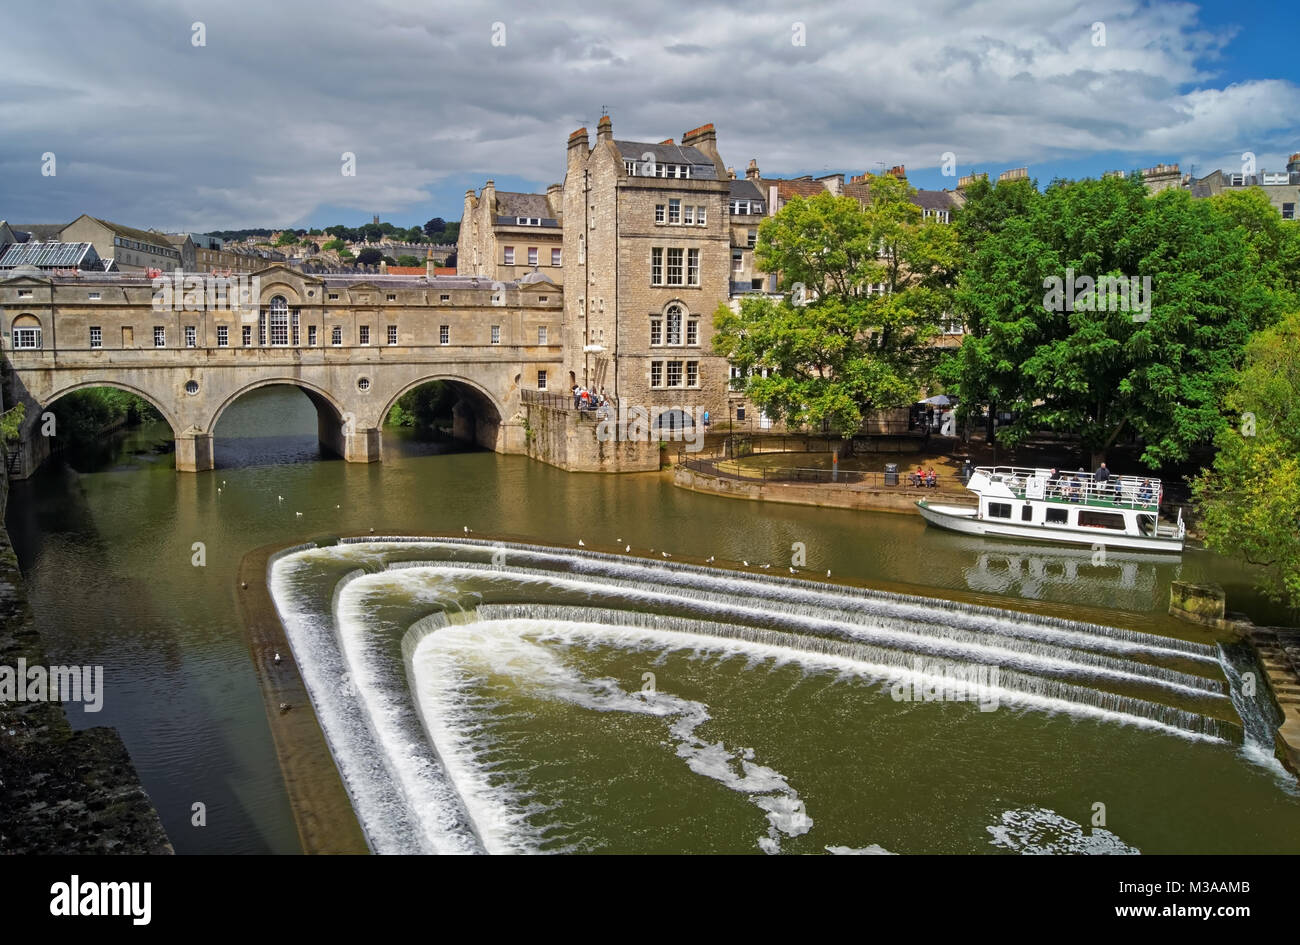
<box><xmin>357</xmin><ymin>377</ymin><xmax>370</xmax><ymax>392</ymax></box>
<box><xmin>185</xmin><ymin>380</ymin><xmax>199</xmax><ymax>395</ymax></box>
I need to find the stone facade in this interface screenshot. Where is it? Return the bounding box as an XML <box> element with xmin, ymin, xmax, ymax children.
<box><xmin>1</xmin><ymin>265</ymin><xmax>563</xmax><ymax>475</ymax></box>
<box><xmin>458</xmin><ymin>181</ymin><xmax>564</xmax><ymax>284</ymax></box>
<box><xmin>59</xmin><ymin>214</ymin><xmax>183</xmax><ymax>272</ymax></box>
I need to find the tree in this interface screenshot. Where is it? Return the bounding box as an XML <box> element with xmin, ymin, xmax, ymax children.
<box><xmin>712</xmin><ymin>182</ymin><xmax>959</xmax><ymax>435</ymax></box>
<box><xmin>949</xmin><ymin>176</ymin><xmax>1283</xmax><ymax>467</ymax></box>
<box><xmin>396</xmin><ymin>255</ymin><xmax>421</xmax><ymax>267</ymax></box>
<box><xmin>424</xmin><ymin>217</ymin><xmax>446</xmax><ymax>238</ymax></box>
<box><xmin>1</xmin><ymin>402</ymin><xmax>25</xmax><ymax>444</ymax></box>
<box><xmin>356</xmin><ymin>247</ymin><xmax>384</xmax><ymax>266</ymax></box>
<box><xmin>321</xmin><ymin>239</ymin><xmax>345</xmax><ymax>252</ymax></box>
<box><xmin>1192</xmin><ymin>312</ymin><xmax>1300</xmax><ymax>608</ymax></box>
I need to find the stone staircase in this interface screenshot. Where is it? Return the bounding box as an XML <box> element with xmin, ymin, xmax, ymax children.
<box><xmin>1250</xmin><ymin>626</ymin><xmax>1300</xmax><ymax>772</ymax></box>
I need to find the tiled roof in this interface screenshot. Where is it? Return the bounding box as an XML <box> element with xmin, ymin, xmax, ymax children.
<box><xmin>12</xmin><ymin>223</ymin><xmax>67</xmax><ymax>242</ymax></box>
<box><xmin>728</xmin><ymin>180</ymin><xmax>764</xmax><ymax>200</ymax></box>
<box><xmin>386</xmin><ymin>266</ymin><xmax>425</xmax><ymax>275</ymax></box>
<box><xmin>764</xmin><ymin>178</ymin><xmax>825</xmax><ymax>201</ymax></box>
<box><xmin>495</xmin><ymin>191</ymin><xmax>552</xmax><ymax>219</ymax></box>
<box><xmin>88</xmin><ymin>217</ymin><xmax>175</xmax><ymax>251</ymax></box>
<box><xmin>614</xmin><ymin>140</ymin><xmax>718</xmax><ymax>179</ymax></box>
<box><xmin>912</xmin><ymin>190</ymin><xmax>958</xmax><ymax>211</ymax></box>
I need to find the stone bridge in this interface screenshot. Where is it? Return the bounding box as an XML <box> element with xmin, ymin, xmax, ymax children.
<box><xmin>1</xmin><ymin>267</ymin><xmax>565</xmax><ymax>476</ymax></box>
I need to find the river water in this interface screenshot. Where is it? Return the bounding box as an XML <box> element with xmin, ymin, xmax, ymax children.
<box><xmin>6</xmin><ymin>385</ymin><xmax>1299</xmax><ymax>854</ymax></box>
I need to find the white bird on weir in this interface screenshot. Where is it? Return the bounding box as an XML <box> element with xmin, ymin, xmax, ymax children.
<box><xmin>826</xmin><ymin>569</ymin><xmax>832</xmax><ymax>577</ymax></box>
<box><xmin>625</xmin><ymin>545</ymin><xmax>631</xmax><ymax>552</ymax></box>
<box><xmin>463</xmin><ymin>525</ymin><xmax>470</xmax><ymax>534</ymax></box>
<box><xmin>296</xmin><ymin>512</ymin><xmax>303</xmax><ymax>518</ymax></box>
<box><xmin>789</xmin><ymin>567</ymin><xmax>796</xmax><ymax>574</ymax></box>
<box><xmin>578</xmin><ymin>539</ymin><xmax>585</xmax><ymax>547</ymax></box>
<box><xmin>273</xmin><ymin>652</ymin><xmax>281</xmax><ymax>664</ymax></box>
<box><xmin>277</xmin><ymin>495</ymin><xmax>284</xmax><ymax>502</ymax></box>
<box><xmin>761</xmin><ymin>563</ymin><xmax>770</xmax><ymax>569</ymax></box>
<box><xmin>706</xmin><ymin>556</ymin><xmax>714</xmax><ymax>563</ymax></box>
<box><xmin>662</xmin><ymin>551</ymin><xmax>670</xmax><ymax>558</ymax></box>
<box><xmin>743</xmin><ymin>561</ymin><xmax>749</xmax><ymax>567</ymax></box>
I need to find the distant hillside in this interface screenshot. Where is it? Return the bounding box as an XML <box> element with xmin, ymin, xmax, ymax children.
<box><xmin>208</xmin><ymin>218</ymin><xmax>459</xmax><ymax>245</ymax></box>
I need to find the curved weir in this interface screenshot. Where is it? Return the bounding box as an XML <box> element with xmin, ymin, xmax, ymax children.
<box><xmin>268</xmin><ymin>538</ymin><xmax>1285</xmax><ymax>855</ymax></box>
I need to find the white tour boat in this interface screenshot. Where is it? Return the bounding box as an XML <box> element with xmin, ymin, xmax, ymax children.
<box><xmin>917</xmin><ymin>465</ymin><xmax>1185</xmax><ymax>553</ymax></box>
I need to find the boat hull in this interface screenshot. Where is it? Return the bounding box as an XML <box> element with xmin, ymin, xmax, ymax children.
<box><xmin>916</xmin><ymin>500</ymin><xmax>1184</xmax><ymax>553</ymax></box>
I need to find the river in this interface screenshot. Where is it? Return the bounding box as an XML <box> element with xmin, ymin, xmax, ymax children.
<box><xmin>6</xmin><ymin>385</ymin><xmax>1298</xmax><ymax>853</ymax></box>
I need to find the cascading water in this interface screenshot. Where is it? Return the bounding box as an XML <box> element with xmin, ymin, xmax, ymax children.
<box><xmin>268</xmin><ymin>538</ymin><xmax>1298</xmax><ymax>854</ymax></box>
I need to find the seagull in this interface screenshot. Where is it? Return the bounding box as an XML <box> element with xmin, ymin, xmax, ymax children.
<box><xmin>761</xmin><ymin>563</ymin><xmax>771</xmax><ymax>569</ymax></box>
<box><xmin>463</xmin><ymin>525</ymin><xmax>470</xmax><ymax>534</ymax></box>
<box><xmin>217</xmin><ymin>488</ymin><xmax>222</xmax><ymax>494</ymax></box>
<box><xmin>662</xmin><ymin>551</ymin><xmax>670</xmax><ymax>558</ymax></box>
<box><xmin>789</xmin><ymin>567</ymin><xmax>796</xmax><ymax>574</ymax></box>
<box><xmin>743</xmin><ymin>561</ymin><xmax>749</xmax><ymax>567</ymax></box>
<box><xmin>277</xmin><ymin>495</ymin><xmax>284</xmax><ymax>502</ymax></box>
<box><xmin>578</xmin><ymin>539</ymin><xmax>585</xmax><ymax>547</ymax></box>
<box><xmin>826</xmin><ymin>569</ymin><xmax>832</xmax><ymax>577</ymax></box>
<box><xmin>336</xmin><ymin>504</ymin><xmax>341</xmax><ymax>509</ymax></box>
<box><xmin>616</xmin><ymin>537</ymin><xmax>622</xmax><ymax>542</ymax></box>
<box><xmin>625</xmin><ymin>545</ymin><xmax>631</xmax><ymax>552</ymax></box>
<box><xmin>273</xmin><ymin>652</ymin><xmax>282</xmax><ymax>664</ymax></box>
<box><xmin>221</xmin><ymin>480</ymin><xmax>226</xmax><ymax>486</ymax></box>
<box><xmin>369</xmin><ymin>527</ymin><xmax>375</xmax><ymax>534</ymax></box>
<box><xmin>295</xmin><ymin>511</ymin><xmax>303</xmax><ymax>518</ymax></box>
<box><xmin>706</xmin><ymin>556</ymin><xmax>714</xmax><ymax>563</ymax></box>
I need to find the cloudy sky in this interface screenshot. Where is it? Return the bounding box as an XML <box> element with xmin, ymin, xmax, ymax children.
<box><xmin>1</xmin><ymin>0</ymin><xmax>1296</xmax><ymax>232</ymax></box>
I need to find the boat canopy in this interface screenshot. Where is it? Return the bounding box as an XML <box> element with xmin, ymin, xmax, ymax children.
<box><xmin>969</xmin><ymin>466</ymin><xmax>1162</xmax><ymax>511</ymax></box>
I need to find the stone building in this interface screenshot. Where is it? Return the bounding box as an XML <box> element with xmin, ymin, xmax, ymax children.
<box><xmin>562</xmin><ymin>116</ymin><xmax>736</xmax><ymax>428</ymax></box>
<box><xmin>59</xmin><ymin>214</ymin><xmax>183</xmax><ymax>272</ymax></box>
<box><xmin>1188</xmin><ymin>152</ymin><xmax>1300</xmax><ymax>219</ymax></box>
<box><xmin>458</xmin><ymin>181</ymin><xmax>564</xmax><ymax>284</ymax></box>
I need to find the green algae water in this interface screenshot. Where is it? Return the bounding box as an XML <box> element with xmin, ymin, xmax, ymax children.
<box><xmin>7</xmin><ymin>386</ymin><xmax>1300</xmax><ymax>853</ymax></box>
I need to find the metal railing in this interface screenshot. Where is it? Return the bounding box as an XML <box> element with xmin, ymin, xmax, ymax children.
<box><xmin>974</xmin><ymin>466</ymin><xmax>1161</xmax><ymax>510</ymax></box>
<box><xmin>681</xmin><ymin>455</ymin><xmax>950</xmax><ymax>490</ymax></box>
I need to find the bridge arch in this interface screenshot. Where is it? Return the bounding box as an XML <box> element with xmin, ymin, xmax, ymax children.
<box><xmin>37</xmin><ymin>379</ymin><xmax>181</xmax><ymax>436</ymax></box>
<box><xmin>207</xmin><ymin>376</ymin><xmax>351</xmax><ymax>465</ymax></box>
<box><xmin>378</xmin><ymin>373</ymin><xmax>506</xmax><ymax>452</ymax></box>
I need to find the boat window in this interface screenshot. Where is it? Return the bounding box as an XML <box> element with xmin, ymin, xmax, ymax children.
<box><xmin>1020</xmin><ymin>505</ymin><xmax>1033</xmax><ymax>522</ymax></box>
<box><xmin>1078</xmin><ymin>509</ymin><xmax>1126</xmax><ymax>530</ymax></box>
<box><xmin>1137</xmin><ymin>514</ymin><xmax>1156</xmax><ymax>536</ymax></box>
<box><xmin>1045</xmin><ymin>508</ymin><xmax>1068</xmax><ymax>525</ymax></box>
<box><xmin>988</xmin><ymin>502</ymin><xmax>1012</xmax><ymax>519</ymax></box>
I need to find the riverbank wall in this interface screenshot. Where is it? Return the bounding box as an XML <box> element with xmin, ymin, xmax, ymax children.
<box><xmin>672</xmin><ymin>462</ymin><xmax>965</xmax><ymax>513</ymax></box>
<box><xmin>0</xmin><ymin>456</ymin><xmax>171</xmax><ymax>853</ymax></box>
<box><xmin>522</xmin><ymin>401</ymin><xmax>660</xmax><ymax>472</ymax></box>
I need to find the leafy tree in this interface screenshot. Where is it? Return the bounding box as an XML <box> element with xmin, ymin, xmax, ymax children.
<box><xmin>1</xmin><ymin>402</ymin><xmax>25</xmax><ymax>444</ymax></box>
<box><xmin>424</xmin><ymin>217</ymin><xmax>446</xmax><ymax>238</ymax></box>
<box><xmin>274</xmin><ymin>232</ymin><xmax>297</xmax><ymax>246</ymax></box>
<box><xmin>713</xmin><ymin>181</ymin><xmax>959</xmax><ymax>435</ymax></box>
<box><xmin>396</xmin><ymin>255</ymin><xmax>421</xmax><ymax>267</ymax></box>
<box><xmin>403</xmin><ymin>226</ymin><xmax>425</xmax><ymax>243</ymax></box>
<box><xmin>1192</xmin><ymin>312</ymin><xmax>1300</xmax><ymax>608</ymax></box>
<box><xmin>356</xmin><ymin>247</ymin><xmax>384</xmax><ymax>266</ymax></box>
<box><xmin>949</xmin><ymin>176</ymin><xmax>1283</xmax><ymax>467</ymax></box>
<box><xmin>443</xmin><ymin>251</ymin><xmax>457</xmax><ymax>268</ymax></box>
<box><xmin>321</xmin><ymin>239</ymin><xmax>345</xmax><ymax>252</ymax></box>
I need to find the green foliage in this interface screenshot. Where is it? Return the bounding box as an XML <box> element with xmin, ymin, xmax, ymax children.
<box><xmin>356</xmin><ymin>248</ymin><xmax>384</xmax><ymax>267</ymax></box>
<box><xmin>274</xmin><ymin>232</ymin><xmax>297</xmax><ymax>246</ymax></box>
<box><xmin>385</xmin><ymin>382</ymin><xmax>456</xmax><ymax>430</ymax></box>
<box><xmin>1192</xmin><ymin>313</ymin><xmax>1300</xmax><ymax>608</ymax></box>
<box><xmin>1</xmin><ymin>402</ymin><xmax>25</xmax><ymax>444</ymax></box>
<box><xmin>713</xmin><ymin>182</ymin><xmax>959</xmax><ymax>435</ymax></box>
<box><xmin>396</xmin><ymin>255</ymin><xmax>421</xmax><ymax>267</ymax></box>
<box><xmin>949</xmin><ymin>175</ymin><xmax>1285</xmax><ymax>466</ymax></box>
<box><xmin>321</xmin><ymin>239</ymin><xmax>345</xmax><ymax>252</ymax></box>
<box><xmin>48</xmin><ymin>388</ymin><xmax>161</xmax><ymax>442</ymax></box>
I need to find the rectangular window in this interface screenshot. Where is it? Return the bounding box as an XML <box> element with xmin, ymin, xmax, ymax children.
<box><xmin>747</xmin><ymin>229</ymin><xmax>757</xmax><ymax>248</ymax></box>
<box><xmin>259</xmin><ymin>312</ymin><xmax>267</xmax><ymax>346</ymax></box>
<box><xmin>668</xmin><ymin>199</ymin><xmax>681</xmax><ymax>224</ymax></box>
<box><xmin>491</xmin><ymin>325</ymin><xmax>501</xmax><ymax>344</ymax></box>
<box><xmin>360</xmin><ymin>325</ymin><xmax>370</xmax><ymax>345</ymax></box>
<box><xmin>687</xmin><ymin>248</ymin><xmax>699</xmax><ymax>286</ymax></box>
<box><xmin>655</xmin><ymin>204</ymin><xmax>665</xmax><ymax>224</ymax></box>
<box><xmin>154</xmin><ymin>326</ymin><xmax>166</xmax><ymax>347</ymax></box>
<box><xmin>328</xmin><ymin>293</ymin><xmax>339</xmax><ymax>301</ymax></box>
<box><xmin>686</xmin><ymin>319</ymin><xmax>698</xmax><ymax>346</ymax></box>
<box><xmin>1079</xmin><ymin>509</ymin><xmax>1127</xmax><ymax>530</ymax></box>
<box><xmin>185</xmin><ymin>325</ymin><xmax>196</xmax><ymax>348</ymax></box>
<box><xmin>1045</xmin><ymin>508</ymin><xmax>1068</xmax><ymax>525</ymax></box>
<box><xmin>242</xmin><ymin>325</ymin><xmax>252</xmax><ymax>346</ymax></box>
<box><xmin>308</xmin><ymin>325</ymin><xmax>317</xmax><ymax>346</ymax></box>
<box><xmin>216</xmin><ymin>326</ymin><xmax>228</xmax><ymax>347</ymax></box>
<box><xmin>732</xmin><ymin>250</ymin><xmax>743</xmax><ymax>271</ymax></box>
<box><xmin>987</xmin><ymin>502</ymin><xmax>1012</xmax><ymax>519</ymax></box>
<box><xmin>17</xmin><ymin>290</ymin><xmax>32</xmax><ymax>299</ymax></box>
<box><xmin>552</xmin><ymin>248</ymin><xmax>562</xmax><ymax>266</ymax></box>
<box><xmin>387</xmin><ymin>325</ymin><xmax>397</xmax><ymax>345</ymax></box>
<box><xmin>683</xmin><ymin>205</ymin><xmax>694</xmax><ymax>225</ymax></box>
<box><xmin>440</xmin><ymin>294</ymin><xmax>450</xmax><ymax>302</ymax></box>
<box><xmin>90</xmin><ymin>326</ymin><xmax>102</xmax><ymax>348</ymax></box>
<box><xmin>332</xmin><ymin>326</ymin><xmax>342</xmax><ymax>345</ymax></box>
<box><xmin>686</xmin><ymin>361</ymin><xmax>698</xmax><ymax>387</ymax></box>
<box><xmin>439</xmin><ymin>325</ymin><xmax>449</xmax><ymax>345</ymax></box>
<box><xmin>666</xmin><ymin>248</ymin><xmax>683</xmax><ymax>285</ymax></box>
<box><xmin>291</xmin><ymin>312</ymin><xmax>300</xmax><ymax>346</ymax></box>
<box><xmin>504</xmin><ymin>247</ymin><xmax>515</xmax><ymax>265</ymax></box>
<box><xmin>666</xmin><ymin>309</ymin><xmax>682</xmax><ymax>345</ymax></box>
<box><xmin>651</xmin><ymin>247</ymin><xmax>663</xmax><ymax>285</ymax></box>
<box><xmin>528</xmin><ymin>247</ymin><xmax>538</xmax><ymax>266</ymax></box>
<box><xmin>650</xmin><ymin>319</ymin><xmax>662</xmax><ymax>345</ymax></box>
<box><xmin>537</xmin><ymin>369</ymin><xmax>547</xmax><ymax>390</ymax></box>
<box><xmin>696</xmin><ymin>206</ymin><xmax>706</xmax><ymax>226</ymax></box>
<box><xmin>386</xmin><ymin>294</ymin><xmax>396</xmax><ymax>302</ymax></box>
<box><xmin>1284</xmin><ymin>203</ymin><xmax>1296</xmax><ymax>220</ymax></box>
<box><xmin>88</xmin><ymin>292</ymin><xmax>101</xmax><ymax>301</ymax></box>
<box><xmin>537</xmin><ymin>325</ymin><xmax>548</xmax><ymax>345</ymax></box>
<box><xmin>651</xmin><ymin>360</ymin><xmax>663</xmax><ymax>387</ymax></box>
<box><xmin>666</xmin><ymin>360</ymin><xmax>683</xmax><ymax>387</ymax></box>
<box><xmin>1021</xmin><ymin>505</ymin><xmax>1033</xmax><ymax>522</ymax></box>
<box><xmin>13</xmin><ymin>327</ymin><xmax>41</xmax><ymax>349</ymax></box>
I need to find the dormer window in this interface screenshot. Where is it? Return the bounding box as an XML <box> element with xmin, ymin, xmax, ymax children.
<box><xmin>515</xmin><ymin>217</ymin><xmax>541</xmax><ymax>226</ymax></box>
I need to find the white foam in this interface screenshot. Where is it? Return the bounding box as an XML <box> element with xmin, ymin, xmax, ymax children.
<box><xmin>986</xmin><ymin>806</ymin><xmax>1139</xmax><ymax>855</ymax></box>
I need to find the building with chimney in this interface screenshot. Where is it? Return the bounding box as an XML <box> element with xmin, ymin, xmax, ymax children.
<box><xmin>458</xmin><ymin>181</ymin><xmax>565</xmax><ymax>284</ymax></box>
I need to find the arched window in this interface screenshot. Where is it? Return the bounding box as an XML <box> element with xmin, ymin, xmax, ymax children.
<box><xmin>12</xmin><ymin>314</ymin><xmax>42</xmax><ymax>350</ymax></box>
<box><xmin>664</xmin><ymin>303</ymin><xmax>683</xmax><ymax>345</ymax></box>
<box><xmin>268</xmin><ymin>296</ymin><xmax>289</xmax><ymax>346</ymax></box>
